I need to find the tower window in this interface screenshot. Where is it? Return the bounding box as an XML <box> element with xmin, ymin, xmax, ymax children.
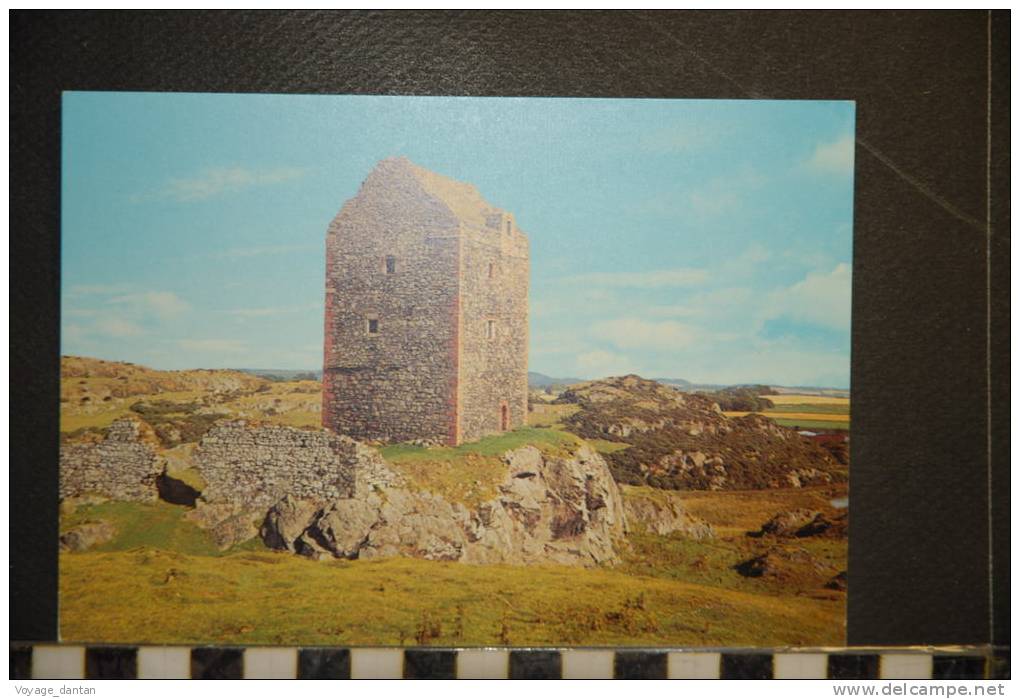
<box><xmin>384</xmin><ymin>255</ymin><xmax>396</xmax><ymax>274</ymax></box>
<box><xmin>487</xmin><ymin>262</ymin><xmax>495</xmax><ymax>279</ymax></box>
<box><xmin>506</xmin><ymin>220</ymin><xmax>512</xmax><ymax>234</ymax></box>
<box><xmin>366</xmin><ymin>317</ymin><xmax>380</xmax><ymax>335</ymax></box>
<box><xmin>486</xmin><ymin>319</ymin><xmax>496</xmax><ymax>339</ymax></box>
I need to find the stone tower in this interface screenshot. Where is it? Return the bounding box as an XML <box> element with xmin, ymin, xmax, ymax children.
<box><xmin>322</xmin><ymin>157</ymin><xmax>529</xmax><ymax>446</ymax></box>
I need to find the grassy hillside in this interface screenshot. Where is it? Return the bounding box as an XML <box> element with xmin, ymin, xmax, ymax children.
<box><xmin>60</xmin><ymin>549</ymin><xmax>843</xmax><ymax>647</ymax></box>
<box><xmin>59</xmin><ymin>359</ymin><xmax>847</xmax><ymax>647</ymax></box>
<box><xmin>61</xmin><ymin>356</ymin><xmax>321</xmax><ymax>437</ymax></box>
<box><xmin>60</xmin><ymin>483</ymin><xmax>846</xmax><ymax>647</ymax></box>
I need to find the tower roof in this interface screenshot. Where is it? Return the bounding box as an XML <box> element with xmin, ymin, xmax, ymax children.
<box><xmin>363</xmin><ymin>157</ymin><xmax>503</xmax><ymax>230</ymax></box>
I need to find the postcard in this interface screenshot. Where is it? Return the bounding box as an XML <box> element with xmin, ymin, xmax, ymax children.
<box><xmin>58</xmin><ymin>93</ymin><xmax>854</xmax><ymax>647</ymax></box>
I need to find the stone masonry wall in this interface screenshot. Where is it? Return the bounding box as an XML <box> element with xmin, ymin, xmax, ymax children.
<box><xmin>322</xmin><ymin>158</ymin><xmax>461</xmax><ymax>444</ymax></box>
<box><xmin>322</xmin><ymin>157</ymin><xmax>530</xmax><ymax>446</ymax></box>
<box><xmin>458</xmin><ymin>218</ymin><xmax>530</xmax><ymax>442</ymax></box>
<box><xmin>59</xmin><ymin>418</ymin><xmax>161</xmax><ymax>501</ymax></box>
<box><xmin>192</xmin><ymin>421</ymin><xmax>367</xmax><ymax>511</ymax></box>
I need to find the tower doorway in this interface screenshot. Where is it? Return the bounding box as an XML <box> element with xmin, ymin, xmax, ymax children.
<box><xmin>500</xmin><ymin>402</ymin><xmax>509</xmax><ymax>431</ymax></box>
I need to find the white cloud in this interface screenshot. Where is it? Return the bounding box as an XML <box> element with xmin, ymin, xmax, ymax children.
<box><xmin>644</xmin><ymin>304</ymin><xmax>701</xmax><ymax>318</ymax></box>
<box><xmin>591</xmin><ymin>318</ymin><xmax>700</xmax><ymax>351</ymax></box>
<box><xmin>563</xmin><ymin>267</ymin><xmax>708</xmax><ymax>289</ymax></box>
<box><xmin>62</xmin><ymin>323</ymin><xmax>92</xmax><ymax>345</ymax></box>
<box><xmin>210</xmin><ymin>243</ymin><xmax>319</xmax><ymax>259</ymax></box>
<box><xmin>645</xmin><ymin>287</ymin><xmax>754</xmax><ymax>319</ymax></box>
<box><xmin>145</xmin><ymin>166</ymin><xmax>306</xmax><ymax>202</ymax></box>
<box><xmin>576</xmin><ymin>349</ymin><xmax>633</xmax><ymax>378</ymax></box>
<box><xmin>94</xmin><ymin>316</ymin><xmax>145</xmax><ymax>338</ymax></box>
<box><xmin>64</xmin><ymin>308</ymin><xmax>99</xmax><ymax>318</ymax></box>
<box><xmin>639</xmin><ymin>165</ymin><xmax>767</xmax><ymax>219</ymax></box>
<box><xmin>108</xmin><ymin>291</ymin><xmax>189</xmax><ymax>319</ymax></box>
<box><xmin>806</xmin><ymin>135</ymin><xmax>855</xmax><ymax>174</ymax></box>
<box><xmin>223</xmin><ymin>303</ymin><xmax>318</xmax><ymax>319</ymax></box>
<box><xmin>693</xmin><ymin>339</ymin><xmax>849</xmax><ymax>388</ymax></box>
<box><xmin>228</xmin><ymin>307</ymin><xmax>291</xmax><ymax>319</ymax></box>
<box><xmin>763</xmin><ymin>263</ymin><xmax>852</xmax><ymax>331</ymax></box>
<box><xmin>67</xmin><ymin>283</ymin><xmax>134</xmax><ymax>296</ymax></box>
<box><xmin>178</xmin><ymin>338</ymin><xmax>248</xmax><ymax>354</ymax></box>
<box><xmin>689</xmin><ymin>189</ymin><xmax>739</xmax><ymax>217</ymax></box>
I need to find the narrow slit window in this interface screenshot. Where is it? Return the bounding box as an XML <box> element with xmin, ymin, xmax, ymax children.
<box><xmin>366</xmin><ymin>317</ymin><xmax>380</xmax><ymax>335</ymax></box>
<box><xmin>506</xmin><ymin>221</ymin><xmax>512</xmax><ymax>234</ymax></box>
<box><xmin>384</xmin><ymin>255</ymin><xmax>396</xmax><ymax>274</ymax></box>
<box><xmin>486</xmin><ymin>319</ymin><xmax>496</xmax><ymax>339</ymax></box>
<box><xmin>487</xmin><ymin>262</ymin><xmax>495</xmax><ymax>279</ymax></box>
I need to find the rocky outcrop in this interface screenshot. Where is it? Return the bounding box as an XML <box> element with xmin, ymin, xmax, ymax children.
<box><xmin>826</xmin><ymin>570</ymin><xmax>848</xmax><ymax>591</ymax></box>
<box><xmin>758</xmin><ymin>509</ymin><xmax>820</xmax><ymax>537</ymax></box>
<box><xmin>621</xmin><ymin>488</ymin><xmax>714</xmax><ymax>539</ymax></box>
<box><xmin>261</xmin><ymin>443</ymin><xmax>627</xmax><ymax>567</ymax></box>
<box><xmin>60</xmin><ymin>521</ymin><xmax>116</xmax><ymax>552</ymax></box>
<box><xmin>556</xmin><ymin>375</ymin><xmax>845</xmax><ymax>491</ymax></box>
<box><xmin>796</xmin><ymin>511</ymin><xmax>848</xmax><ymax>539</ymax></box>
<box><xmin>180</xmin><ymin>501</ymin><xmax>261</xmax><ymax>550</ymax></box>
<box><xmin>785</xmin><ymin>468</ymin><xmax>833</xmax><ymax>488</ymax></box>
<box><xmin>734</xmin><ymin>546</ymin><xmax>835</xmax><ymax>582</ymax></box>
<box><xmin>755</xmin><ymin>509</ymin><xmax>848</xmax><ymax>539</ymax></box>
<box><xmin>59</xmin><ymin>418</ymin><xmax>161</xmax><ymax>501</ymax></box>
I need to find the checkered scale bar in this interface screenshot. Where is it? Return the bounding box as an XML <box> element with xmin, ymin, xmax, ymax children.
<box><xmin>9</xmin><ymin>645</ymin><xmax>1009</xmax><ymax>679</ymax></box>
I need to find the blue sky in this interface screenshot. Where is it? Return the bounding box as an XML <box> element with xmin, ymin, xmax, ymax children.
<box><xmin>62</xmin><ymin>93</ymin><xmax>854</xmax><ymax>387</ymax></box>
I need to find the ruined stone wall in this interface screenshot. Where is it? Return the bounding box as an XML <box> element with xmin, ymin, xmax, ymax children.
<box><xmin>59</xmin><ymin>418</ymin><xmax>161</xmax><ymax>501</ymax></box>
<box><xmin>458</xmin><ymin>217</ymin><xmax>530</xmax><ymax>442</ymax></box>
<box><xmin>322</xmin><ymin>159</ymin><xmax>461</xmax><ymax>444</ymax></box>
<box><xmin>193</xmin><ymin>421</ymin><xmax>369</xmax><ymax>510</ymax></box>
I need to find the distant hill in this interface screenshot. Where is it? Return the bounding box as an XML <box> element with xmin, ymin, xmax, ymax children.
<box><xmin>657</xmin><ymin>378</ymin><xmax>848</xmax><ymax>396</ymax></box>
<box><xmin>62</xmin><ymin>356</ymin><xmax>269</xmax><ymax>400</ymax></box>
<box><xmin>237</xmin><ymin>368</ymin><xmax>323</xmax><ymax>382</ymax></box>
<box><xmin>652</xmin><ymin>377</ymin><xmax>723</xmax><ymax>391</ymax></box>
<box><xmin>528</xmin><ymin>371</ymin><xmax>582</xmax><ymax>389</ymax></box>
<box><xmin>770</xmin><ymin>385</ymin><xmax>850</xmax><ymax>398</ymax></box>
<box><xmin>533</xmin><ymin>371</ymin><xmax>847</xmax><ymax>396</ymax></box>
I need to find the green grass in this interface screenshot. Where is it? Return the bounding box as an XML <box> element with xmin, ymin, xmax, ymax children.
<box><xmin>60</xmin><ymin>500</ymin><xmax>265</xmax><ymax>557</ymax></box>
<box><xmin>526</xmin><ymin>403</ymin><xmax>580</xmax><ymax>428</ymax></box>
<box><xmin>674</xmin><ymin>484</ymin><xmax>847</xmax><ymax>537</ymax></box>
<box><xmin>621</xmin><ymin>532</ymin><xmax>845</xmax><ymax>597</ymax></box>
<box><xmin>380</xmin><ymin>428</ymin><xmax>582</xmax><ymax>507</ymax></box>
<box><xmin>58</xmin><ymin>423</ymin><xmax>847</xmax><ymax>648</ymax></box>
<box><xmin>381</xmin><ymin>427</ymin><xmax>581</xmax><ymax>463</ymax></box>
<box><xmin>60</xmin><ymin>548</ymin><xmax>844</xmax><ymax>647</ymax></box>
<box><xmin>586</xmin><ymin>438</ymin><xmax>632</xmax><ymax>454</ymax></box>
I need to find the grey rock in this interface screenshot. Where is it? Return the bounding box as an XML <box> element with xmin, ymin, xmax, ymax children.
<box><xmin>758</xmin><ymin>509</ymin><xmax>820</xmax><ymax>537</ymax></box>
<box><xmin>622</xmin><ymin>491</ymin><xmax>715</xmax><ymax>539</ymax></box>
<box><xmin>261</xmin><ymin>495</ymin><xmax>321</xmax><ymax>552</ymax></box>
<box><xmin>60</xmin><ymin>520</ymin><xmax>116</xmax><ymax>552</ymax></box>
<box><xmin>259</xmin><ymin>442</ymin><xmax>626</xmax><ymax>567</ymax></box>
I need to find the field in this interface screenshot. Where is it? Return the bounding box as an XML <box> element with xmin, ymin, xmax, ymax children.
<box><xmin>60</xmin><ymin>484</ymin><xmax>846</xmax><ymax>647</ymax></box>
<box><xmin>724</xmin><ymin>393</ymin><xmax>850</xmax><ymax>431</ymax></box>
<box><xmin>59</xmin><ymin>360</ymin><xmax>847</xmax><ymax>647</ymax></box>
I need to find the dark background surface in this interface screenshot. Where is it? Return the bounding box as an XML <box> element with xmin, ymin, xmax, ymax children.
<box><xmin>11</xmin><ymin>10</ymin><xmax>1009</xmax><ymax>648</ymax></box>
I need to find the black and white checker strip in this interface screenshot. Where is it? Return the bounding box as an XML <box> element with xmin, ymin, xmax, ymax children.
<box><xmin>8</xmin><ymin>645</ymin><xmax>1010</xmax><ymax>679</ymax></box>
